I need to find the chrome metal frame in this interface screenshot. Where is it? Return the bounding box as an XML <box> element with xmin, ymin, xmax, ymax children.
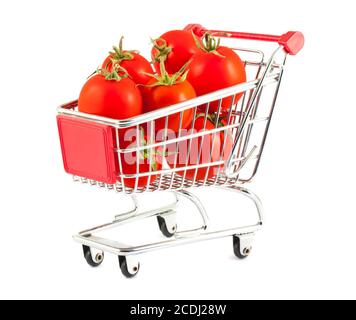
<box><xmin>58</xmin><ymin>38</ymin><xmax>290</xmax><ymax>275</ymax></box>
<box><xmin>73</xmin><ymin>186</ymin><xmax>263</xmax><ymax>256</ymax></box>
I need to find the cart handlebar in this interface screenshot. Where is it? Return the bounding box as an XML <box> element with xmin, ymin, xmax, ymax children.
<box><xmin>184</xmin><ymin>24</ymin><xmax>304</xmax><ymax>55</ymax></box>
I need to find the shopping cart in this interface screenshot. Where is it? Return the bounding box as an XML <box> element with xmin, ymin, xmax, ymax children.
<box><xmin>57</xmin><ymin>24</ymin><xmax>304</xmax><ymax>277</ymax></box>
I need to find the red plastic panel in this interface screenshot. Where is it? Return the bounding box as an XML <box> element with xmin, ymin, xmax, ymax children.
<box><xmin>57</xmin><ymin>115</ymin><xmax>117</xmax><ymax>184</ymax></box>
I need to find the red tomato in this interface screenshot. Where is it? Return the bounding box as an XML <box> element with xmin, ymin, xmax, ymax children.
<box><xmin>187</xmin><ymin>37</ymin><xmax>246</xmax><ymax>112</ymax></box>
<box><xmin>78</xmin><ymin>74</ymin><xmax>142</xmax><ymax>119</ymax></box>
<box><xmin>151</xmin><ymin>30</ymin><xmax>201</xmax><ymax>74</ymax></box>
<box><xmin>117</xmin><ymin>128</ymin><xmax>162</xmax><ymax>189</ymax></box>
<box><xmin>141</xmin><ymin>74</ymin><xmax>196</xmax><ymax>133</ymax></box>
<box><xmin>166</xmin><ymin>116</ymin><xmax>222</xmax><ymax>181</ymax></box>
<box><xmin>102</xmin><ymin>37</ymin><xmax>153</xmax><ymax>86</ymax></box>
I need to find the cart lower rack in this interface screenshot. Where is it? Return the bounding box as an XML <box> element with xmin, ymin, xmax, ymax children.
<box><xmin>57</xmin><ymin>24</ymin><xmax>304</xmax><ymax>277</ymax></box>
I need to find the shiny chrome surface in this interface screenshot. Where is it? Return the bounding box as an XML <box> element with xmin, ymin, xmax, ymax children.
<box><xmin>78</xmin><ymin>193</ymin><xmax>179</xmax><ymax>237</ymax></box>
<box><xmin>225</xmin><ymin>46</ymin><xmax>284</xmax><ymax>178</ymax></box>
<box><xmin>73</xmin><ymin>186</ymin><xmax>263</xmax><ymax>256</ymax></box>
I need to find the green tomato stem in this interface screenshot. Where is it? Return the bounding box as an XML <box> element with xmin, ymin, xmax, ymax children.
<box><xmin>109</xmin><ymin>36</ymin><xmax>137</xmax><ymax>63</ymax></box>
<box><xmin>192</xmin><ymin>31</ymin><xmax>225</xmax><ymax>58</ymax></box>
<box><xmin>143</xmin><ymin>59</ymin><xmax>190</xmax><ymax>87</ymax></box>
<box><xmin>151</xmin><ymin>38</ymin><xmax>172</xmax><ymax>64</ymax></box>
<box><xmin>98</xmin><ymin>64</ymin><xmax>129</xmax><ymax>81</ymax></box>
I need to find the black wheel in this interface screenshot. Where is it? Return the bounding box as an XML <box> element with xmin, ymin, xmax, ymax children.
<box><xmin>157</xmin><ymin>216</ymin><xmax>177</xmax><ymax>238</ymax></box>
<box><xmin>83</xmin><ymin>245</ymin><xmax>104</xmax><ymax>267</ymax></box>
<box><xmin>233</xmin><ymin>236</ymin><xmax>251</xmax><ymax>259</ymax></box>
<box><xmin>118</xmin><ymin>256</ymin><xmax>140</xmax><ymax>278</ymax></box>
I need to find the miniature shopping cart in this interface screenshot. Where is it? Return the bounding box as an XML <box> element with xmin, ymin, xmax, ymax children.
<box><xmin>57</xmin><ymin>24</ymin><xmax>304</xmax><ymax>278</ymax></box>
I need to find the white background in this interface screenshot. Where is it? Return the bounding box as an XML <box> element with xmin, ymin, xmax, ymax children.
<box><xmin>0</xmin><ymin>0</ymin><xmax>355</xmax><ymax>300</ymax></box>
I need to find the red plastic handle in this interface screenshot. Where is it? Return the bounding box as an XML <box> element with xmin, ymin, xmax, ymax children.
<box><xmin>184</xmin><ymin>24</ymin><xmax>304</xmax><ymax>56</ymax></box>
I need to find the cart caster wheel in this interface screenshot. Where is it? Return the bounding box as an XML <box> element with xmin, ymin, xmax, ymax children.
<box><xmin>233</xmin><ymin>235</ymin><xmax>254</xmax><ymax>259</ymax></box>
<box><xmin>119</xmin><ymin>256</ymin><xmax>140</xmax><ymax>278</ymax></box>
<box><xmin>157</xmin><ymin>213</ymin><xmax>177</xmax><ymax>238</ymax></box>
<box><xmin>83</xmin><ymin>245</ymin><xmax>104</xmax><ymax>267</ymax></box>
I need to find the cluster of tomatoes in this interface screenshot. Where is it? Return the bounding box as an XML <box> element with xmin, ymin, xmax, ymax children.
<box><xmin>78</xmin><ymin>30</ymin><xmax>246</xmax><ymax>188</ymax></box>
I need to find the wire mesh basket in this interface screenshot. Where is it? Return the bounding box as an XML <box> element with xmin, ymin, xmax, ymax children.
<box><xmin>58</xmin><ymin>35</ymin><xmax>298</xmax><ymax>194</ymax></box>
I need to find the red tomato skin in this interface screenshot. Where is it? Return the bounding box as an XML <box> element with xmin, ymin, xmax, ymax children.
<box><xmin>102</xmin><ymin>52</ymin><xmax>153</xmax><ymax>86</ymax></box>
<box><xmin>219</xmin><ymin>119</ymin><xmax>234</xmax><ymax>172</ymax></box>
<box><xmin>142</xmin><ymin>78</ymin><xmax>196</xmax><ymax>133</ymax></box>
<box><xmin>151</xmin><ymin>30</ymin><xmax>201</xmax><ymax>74</ymax></box>
<box><xmin>119</xmin><ymin>154</ymin><xmax>162</xmax><ymax>189</ymax></box>
<box><xmin>78</xmin><ymin>75</ymin><xmax>142</xmax><ymax>119</ymax></box>
<box><xmin>116</xmin><ymin>128</ymin><xmax>162</xmax><ymax>189</ymax></box>
<box><xmin>167</xmin><ymin>117</ymin><xmax>222</xmax><ymax>181</ymax></box>
<box><xmin>187</xmin><ymin>46</ymin><xmax>246</xmax><ymax>112</ymax></box>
